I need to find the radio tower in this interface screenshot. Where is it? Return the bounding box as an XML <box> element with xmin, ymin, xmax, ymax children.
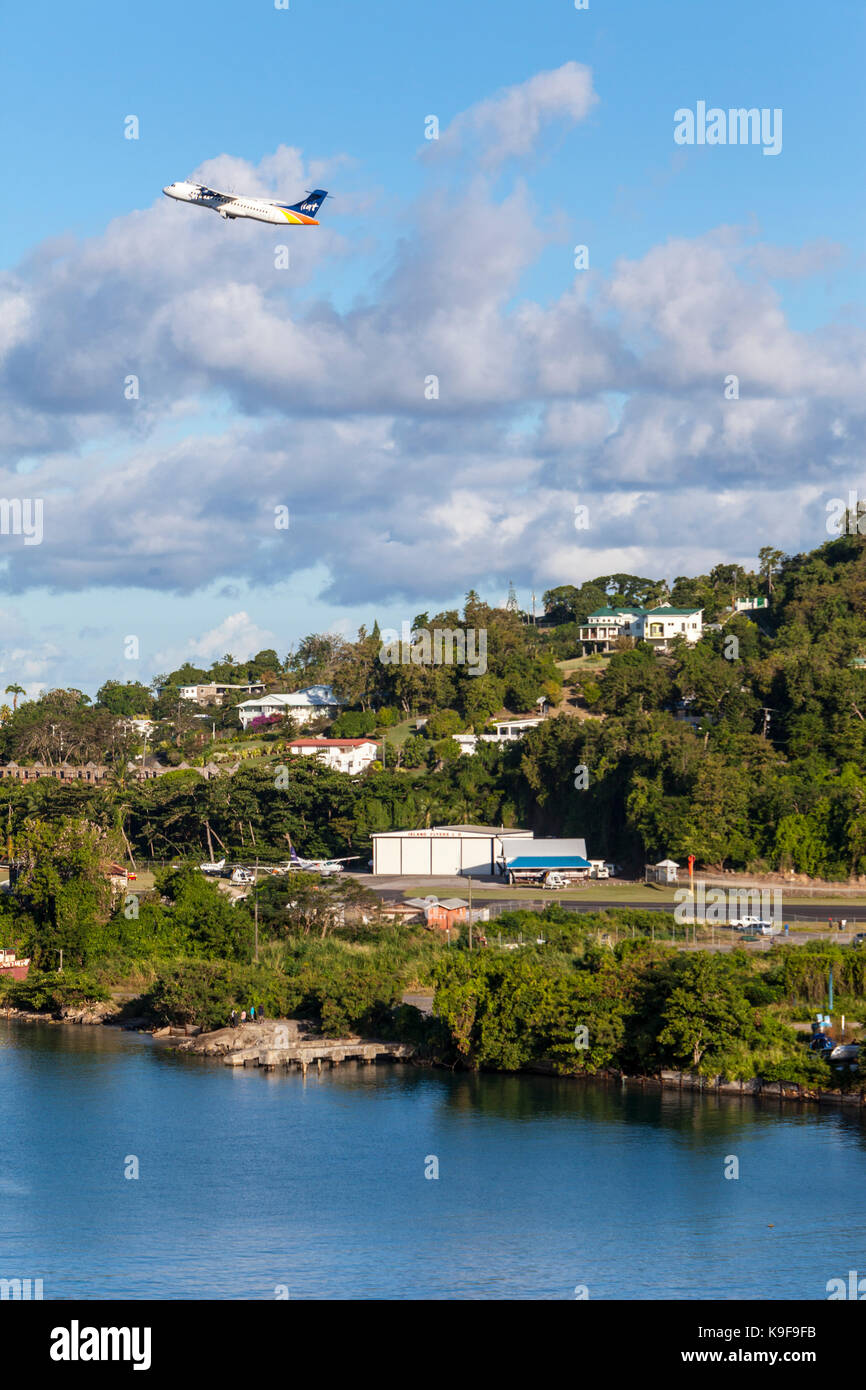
<box><xmin>506</xmin><ymin>579</ymin><xmax>519</xmax><ymax>613</ymax></box>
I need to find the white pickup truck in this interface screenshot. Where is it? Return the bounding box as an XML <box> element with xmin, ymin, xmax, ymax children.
<box><xmin>728</xmin><ymin>914</ymin><xmax>760</xmax><ymax>931</ymax></box>
<box><xmin>729</xmin><ymin>915</ymin><xmax>779</xmax><ymax>935</ymax></box>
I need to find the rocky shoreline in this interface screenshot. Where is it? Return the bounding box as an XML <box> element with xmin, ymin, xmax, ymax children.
<box><xmin>1</xmin><ymin>1001</ymin><xmax>125</xmax><ymax>1026</ymax></box>
<box><xmin>3</xmin><ymin>1006</ymin><xmax>863</xmax><ymax>1108</ymax></box>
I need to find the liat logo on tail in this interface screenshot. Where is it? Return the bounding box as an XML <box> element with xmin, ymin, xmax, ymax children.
<box><xmin>280</xmin><ymin>189</ymin><xmax>328</xmax><ymax>217</ymax></box>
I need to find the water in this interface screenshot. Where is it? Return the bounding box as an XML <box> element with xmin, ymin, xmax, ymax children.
<box><xmin>1</xmin><ymin>1019</ymin><xmax>864</xmax><ymax>1300</ymax></box>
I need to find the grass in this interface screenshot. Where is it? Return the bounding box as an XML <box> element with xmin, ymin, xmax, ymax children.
<box><xmin>383</xmin><ymin>718</ymin><xmax>418</xmax><ymax>748</ymax></box>
<box><xmin>556</xmin><ymin>655</ymin><xmax>607</xmax><ymax>676</ymax></box>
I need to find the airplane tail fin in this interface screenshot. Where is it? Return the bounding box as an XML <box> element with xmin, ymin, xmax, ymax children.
<box><xmin>285</xmin><ymin>189</ymin><xmax>328</xmax><ymax>218</ymax></box>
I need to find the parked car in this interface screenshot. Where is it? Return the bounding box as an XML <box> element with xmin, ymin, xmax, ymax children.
<box><xmin>754</xmin><ymin>920</ymin><xmax>781</xmax><ymax>936</ymax></box>
<box><xmin>852</xmin><ymin>933</ymin><xmax>866</xmax><ymax>948</ymax></box>
<box><xmin>729</xmin><ymin>915</ymin><xmax>761</xmax><ymax>931</ymax></box>
<box><xmin>830</xmin><ymin>1043</ymin><xmax>860</xmax><ymax>1064</ymax></box>
<box><xmin>809</xmin><ymin>1033</ymin><xmax>834</xmax><ymax>1055</ymax></box>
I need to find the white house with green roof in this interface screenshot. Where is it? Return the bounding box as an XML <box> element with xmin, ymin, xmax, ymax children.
<box><xmin>579</xmin><ymin>606</ymin><xmax>646</xmax><ymax>650</ymax></box>
<box><xmin>639</xmin><ymin>606</ymin><xmax>703</xmax><ymax>649</ymax></box>
<box><xmin>580</xmin><ymin>605</ymin><xmax>702</xmax><ymax>653</ymax></box>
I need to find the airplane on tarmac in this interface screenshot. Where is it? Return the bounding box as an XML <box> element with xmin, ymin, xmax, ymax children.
<box><xmin>162</xmin><ymin>181</ymin><xmax>329</xmax><ymax>226</ymax></box>
<box><xmin>285</xmin><ymin>840</ymin><xmax>361</xmax><ymax>877</ymax></box>
<box><xmin>198</xmin><ymin>857</ymin><xmax>226</xmax><ymax>874</ymax></box>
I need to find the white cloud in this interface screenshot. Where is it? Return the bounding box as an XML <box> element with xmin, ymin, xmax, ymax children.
<box><xmin>428</xmin><ymin>62</ymin><xmax>599</xmax><ymax>167</ymax></box>
<box><xmin>158</xmin><ymin>612</ymin><xmax>279</xmax><ymax>668</ymax></box>
<box><xmin>0</xmin><ymin>77</ymin><xmax>863</xmax><ymax>627</ymax></box>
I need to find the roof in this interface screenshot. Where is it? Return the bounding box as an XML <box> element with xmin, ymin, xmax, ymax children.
<box><xmin>435</xmin><ymin>824</ymin><xmax>530</xmax><ymax>836</ymax></box>
<box><xmin>655</xmin><ymin>859</ymin><xmax>680</xmax><ymax>867</ymax></box>
<box><xmin>508</xmin><ymin>856</ymin><xmax>592</xmax><ymax>869</ymax></box>
<box><xmin>586</xmin><ymin>606</ymin><xmax>646</xmax><ymax>618</ymax></box>
<box><xmin>643</xmin><ymin>607</ymin><xmax>702</xmax><ymax>616</ymax></box>
<box><xmin>372</xmin><ymin>825</ymin><xmax>531</xmax><ymax>840</ymax></box>
<box><xmin>289</xmin><ymin>738</ymin><xmax>377</xmax><ymax>748</ymax></box>
<box><xmin>503</xmin><ymin>837</ymin><xmax>588</xmax><ymax>863</ymax></box>
<box><xmin>238</xmin><ymin>685</ymin><xmax>343</xmax><ymax>710</ymax></box>
<box><xmin>283</xmin><ymin>685</ymin><xmax>343</xmax><ymax>707</ymax></box>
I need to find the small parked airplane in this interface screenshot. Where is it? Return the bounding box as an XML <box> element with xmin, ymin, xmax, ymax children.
<box><xmin>199</xmin><ymin>857</ymin><xmax>226</xmax><ymax>874</ymax></box>
<box><xmin>286</xmin><ymin>841</ymin><xmax>361</xmax><ymax>877</ymax></box>
<box><xmin>162</xmin><ymin>181</ymin><xmax>329</xmax><ymax>225</ymax></box>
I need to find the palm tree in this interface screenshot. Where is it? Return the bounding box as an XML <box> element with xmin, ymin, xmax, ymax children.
<box><xmin>95</xmin><ymin>758</ymin><xmax>138</xmax><ymax>868</ymax></box>
<box><xmin>0</xmin><ymin>704</ymin><xmax>11</xmax><ymax>724</ymax></box>
<box><xmin>5</xmin><ymin>684</ymin><xmax>25</xmax><ymax>711</ymax></box>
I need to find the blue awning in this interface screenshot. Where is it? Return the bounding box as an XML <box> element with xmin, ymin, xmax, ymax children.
<box><xmin>507</xmin><ymin>856</ymin><xmax>591</xmax><ymax>869</ymax></box>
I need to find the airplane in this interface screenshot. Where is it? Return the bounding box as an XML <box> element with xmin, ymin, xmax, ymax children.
<box><xmin>162</xmin><ymin>181</ymin><xmax>329</xmax><ymax>226</ymax></box>
<box><xmin>199</xmin><ymin>857</ymin><xmax>226</xmax><ymax>874</ymax></box>
<box><xmin>286</xmin><ymin>841</ymin><xmax>362</xmax><ymax>877</ymax></box>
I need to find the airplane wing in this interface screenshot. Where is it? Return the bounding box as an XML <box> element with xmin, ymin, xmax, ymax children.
<box><xmin>190</xmin><ymin>184</ymin><xmax>234</xmax><ymax>202</ymax></box>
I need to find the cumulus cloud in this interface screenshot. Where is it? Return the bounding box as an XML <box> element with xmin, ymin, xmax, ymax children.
<box><xmin>426</xmin><ymin>62</ymin><xmax>599</xmax><ymax>167</ymax></box>
<box><xmin>158</xmin><ymin>611</ymin><xmax>279</xmax><ymax>667</ymax></box>
<box><xmin>0</xmin><ymin>71</ymin><xmax>863</xmax><ymax>623</ymax></box>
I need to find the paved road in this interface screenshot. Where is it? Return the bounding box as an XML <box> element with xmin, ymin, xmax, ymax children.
<box><xmin>368</xmin><ymin>883</ymin><xmax>862</xmax><ymax>942</ymax></box>
<box><xmin>371</xmin><ymin>885</ymin><xmax>860</xmax><ymax>923</ymax></box>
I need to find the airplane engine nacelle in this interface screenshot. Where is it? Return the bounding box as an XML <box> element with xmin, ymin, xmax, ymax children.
<box><xmin>218</xmin><ymin>209</ymin><xmax>235</xmax><ymax>220</ymax></box>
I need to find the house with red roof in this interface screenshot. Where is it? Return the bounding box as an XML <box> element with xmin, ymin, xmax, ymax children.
<box><xmin>286</xmin><ymin>737</ymin><xmax>379</xmax><ymax>776</ymax></box>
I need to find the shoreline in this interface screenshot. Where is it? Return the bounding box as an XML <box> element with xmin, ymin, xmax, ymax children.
<box><xmin>4</xmin><ymin>1008</ymin><xmax>864</xmax><ymax>1112</ymax></box>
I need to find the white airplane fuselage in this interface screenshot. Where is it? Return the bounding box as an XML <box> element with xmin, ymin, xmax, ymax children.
<box><xmin>162</xmin><ymin>181</ymin><xmax>322</xmax><ymax>225</ymax></box>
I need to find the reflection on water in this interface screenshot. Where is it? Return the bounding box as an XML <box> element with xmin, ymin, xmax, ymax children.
<box><xmin>1</xmin><ymin>1019</ymin><xmax>864</xmax><ymax>1300</ymax></box>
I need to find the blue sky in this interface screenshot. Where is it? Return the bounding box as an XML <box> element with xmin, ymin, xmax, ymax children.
<box><xmin>0</xmin><ymin>0</ymin><xmax>863</xmax><ymax>695</ymax></box>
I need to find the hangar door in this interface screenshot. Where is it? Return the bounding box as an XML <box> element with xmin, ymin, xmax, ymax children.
<box><xmin>400</xmin><ymin>837</ymin><xmax>434</xmax><ymax>875</ymax></box>
<box><xmin>374</xmin><ymin>838</ymin><xmax>402</xmax><ymax>875</ymax></box>
<box><xmin>430</xmin><ymin>837</ymin><xmax>462</xmax><ymax>875</ymax></box>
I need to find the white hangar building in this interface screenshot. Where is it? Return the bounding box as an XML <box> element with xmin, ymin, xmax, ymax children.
<box><xmin>371</xmin><ymin>825</ymin><xmax>530</xmax><ymax>877</ymax></box>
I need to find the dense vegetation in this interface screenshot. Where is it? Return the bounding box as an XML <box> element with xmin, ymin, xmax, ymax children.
<box><xmin>1</xmin><ymin>534</ymin><xmax>866</xmax><ymax>1088</ymax></box>
<box><xmin>3</xmin><ymin>875</ymin><xmax>857</xmax><ymax>1089</ymax></box>
<box><xmin>2</xmin><ymin>535</ymin><xmax>865</xmax><ymax>876</ymax></box>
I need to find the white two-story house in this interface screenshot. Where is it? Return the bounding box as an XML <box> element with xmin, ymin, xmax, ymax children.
<box><xmin>580</xmin><ymin>606</ymin><xmax>702</xmax><ymax>654</ymax></box>
<box><xmin>638</xmin><ymin>607</ymin><xmax>703</xmax><ymax>650</ymax></box>
<box><xmin>579</xmin><ymin>607</ymin><xmax>646</xmax><ymax>652</ymax></box>
<box><xmin>237</xmin><ymin>684</ymin><xmax>344</xmax><ymax>730</ymax></box>
<box><xmin>287</xmin><ymin>738</ymin><xmax>378</xmax><ymax>775</ymax></box>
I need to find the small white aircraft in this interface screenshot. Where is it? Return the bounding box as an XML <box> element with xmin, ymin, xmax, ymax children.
<box><xmin>162</xmin><ymin>181</ymin><xmax>328</xmax><ymax>226</ymax></box>
<box><xmin>199</xmin><ymin>857</ymin><xmax>226</xmax><ymax>874</ymax></box>
<box><xmin>286</xmin><ymin>842</ymin><xmax>361</xmax><ymax>877</ymax></box>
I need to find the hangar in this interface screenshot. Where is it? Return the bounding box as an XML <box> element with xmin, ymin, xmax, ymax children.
<box><xmin>500</xmin><ymin>838</ymin><xmax>590</xmax><ymax>884</ymax></box>
<box><xmin>371</xmin><ymin>825</ymin><xmax>530</xmax><ymax>877</ymax></box>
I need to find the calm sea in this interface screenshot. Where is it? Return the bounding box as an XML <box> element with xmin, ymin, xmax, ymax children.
<box><xmin>1</xmin><ymin>1019</ymin><xmax>863</xmax><ymax>1300</ymax></box>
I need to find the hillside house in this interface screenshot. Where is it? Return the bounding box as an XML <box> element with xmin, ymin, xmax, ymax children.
<box><xmin>580</xmin><ymin>606</ymin><xmax>703</xmax><ymax>654</ymax></box>
<box><xmin>287</xmin><ymin>738</ymin><xmax>378</xmax><ymax>775</ymax></box>
<box><xmin>237</xmin><ymin>685</ymin><xmax>344</xmax><ymax>730</ymax></box>
<box><xmin>177</xmin><ymin>682</ymin><xmax>266</xmax><ymax>707</ymax></box>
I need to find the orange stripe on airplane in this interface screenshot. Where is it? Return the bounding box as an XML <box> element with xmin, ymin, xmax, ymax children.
<box><xmin>279</xmin><ymin>209</ymin><xmax>318</xmax><ymax>224</ymax></box>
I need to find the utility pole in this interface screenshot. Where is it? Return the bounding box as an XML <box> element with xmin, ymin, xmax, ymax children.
<box><xmin>465</xmin><ymin>874</ymin><xmax>473</xmax><ymax>950</ymax></box>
